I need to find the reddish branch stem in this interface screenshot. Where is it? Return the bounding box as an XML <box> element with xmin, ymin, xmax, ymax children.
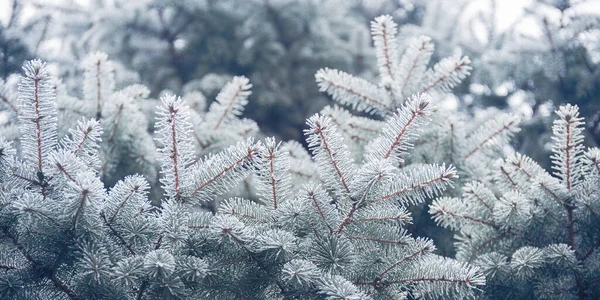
<box><xmin>465</xmin><ymin>121</ymin><xmax>516</xmax><ymax>159</ymax></box>
<box><xmin>420</xmin><ymin>60</ymin><xmax>468</xmax><ymax>94</ymax></box>
<box><xmin>188</xmin><ymin>151</ymin><xmax>254</xmax><ymax>198</ymax></box>
<box><xmin>33</xmin><ymin>74</ymin><xmax>43</xmax><ymax>172</ymax></box>
<box><xmin>268</xmin><ymin>150</ymin><xmax>278</xmax><ymax>209</ymax></box>
<box><xmin>381</xmin><ymin>174</ymin><xmax>448</xmax><ymax>200</ymax></box>
<box><xmin>377</xmin><ymin>247</ymin><xmax>428</xmax><ymax>279</ymax></box>
<box><xmin>380</xmin><ymin>25</ymin><xmax>394</xmax><ymax>80</ymax></box>
<box><xmin>400</xmin><ymin>43</ymin><xmax>427</xmax><ymax>92</ymax></box>
<box><xmin>214</xmin><ymin>85</ymin><xmax>243</xmax><ymax>130</ymax></box>
<box><xmin>315</xmin><ymin>124</ymin><xmax>351</xmax><ymax>194</ymax></box>
<box><xmin>168</xmin><ymin>105</ymin><xmax>181</xmax><ymax>199</ymax></box>
<box><xmin>384</xmin><ymin>111</ymin><xmax>419</xmax><ymax>159</ymax></box>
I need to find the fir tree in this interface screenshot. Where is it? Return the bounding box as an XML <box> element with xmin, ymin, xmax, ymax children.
<box><xmin>314</xmin><ymin>15</ymin><xmax>521</xmax><ymax>254</ymax></box>
<box><xmin>430</xmin><ymin>104</ymin><xmax>600</xmax><ymax>299</ymax></box>
<box><xmin>0</xmin><ymin>57</ymin><xmax>486</xmax><ymax>299</ymax></box>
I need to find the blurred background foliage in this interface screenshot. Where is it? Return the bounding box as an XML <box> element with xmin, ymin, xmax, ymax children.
<box><xmin>1</xmin><ymin>0</ymin><xmax>598</xmax><ymax>158</ymax></box>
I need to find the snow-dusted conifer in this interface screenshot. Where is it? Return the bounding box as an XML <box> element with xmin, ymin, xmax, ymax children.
<box><xmin>430</xmin><ymin>104</ymin><xmax>600</xmax><ymax>299</ymax></box>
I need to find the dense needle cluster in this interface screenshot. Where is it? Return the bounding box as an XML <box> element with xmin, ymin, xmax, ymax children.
<box><xmin>0</xmin><ymin>11</ymin><xmax>598</xmax><ymax>300</ymax></box>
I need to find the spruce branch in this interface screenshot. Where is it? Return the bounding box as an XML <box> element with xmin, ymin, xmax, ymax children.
<box><xmin>155</xmin><ymin>94</ymin><xmax>195</xmax><ymax>201</ymax></box>
<box><xmin>464</xmin><ymin>114</ymin><xmax>520</xmax><ymax>160</ymax></box>
<box><xmin>82</xmin><ymin>52</ymin><xmax>115</xmax><ymax>120</ymax></box>
<box><xmin>305</xmin><ymin>114</ymin><xmax>356</xmax><ymax>197</ymax></box>
<box><xmin>365</xmin><ymin>93</ymin><xmax>433</xmax><ymax>166</ymax></box>
<box><xmin>420</xmin><ymin>56</ymin><xmax>472</xmax><ymax>95</ymax></box>
<box><xmin>315</xmin><ymin>68</ymin><xmax>391</xmax><ymax>115</ymax></box>
<box><xmin>380</xmin><ymin>164</ymin><xmax>457</xmax><ymax>205</ymax></box>
<box><xmin>205</xmin><ymin>76</ymin><xmax>252</xmax><ymax>130</ymax></box>
<box><xmin>185</xmin><ymin>139</ymin><xmax>261</xmax><ymax>203</ymax></box>
<box><xmin>371</xmin><ymin>15</ymin><xmax>401</xmax><ymax>95</ymax></box>
<box><xmin>551</xmin><ymin>104</ymin><xmax>585</xmax><ymax>192</ymax></box>
<box><xmin>18</xmin><ymin>59</ymin><xmax>57</xmax><ymax>176</ymax></box>
<box><xmin>255</xmin><ymin>137</ymin><xmax>292</xmax><ymax>209</ymax></box>
<box><xmin>398</xmin><ymin>35</ymin><xmax>434</xmax><ymax>96</ymax></box>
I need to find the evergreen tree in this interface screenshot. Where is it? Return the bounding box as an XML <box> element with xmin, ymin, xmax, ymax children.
<box><xmin>0</xmin><ymin>56</ymin><xmax>485</xmax><ymax>299</ymax></box>
<box><xmin>431</xmin><ymin>104</ymin><xmax>600</xmax><ymax>299</ymax></box>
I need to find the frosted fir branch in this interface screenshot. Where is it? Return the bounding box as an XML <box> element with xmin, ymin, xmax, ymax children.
<box><xmin>59</xmin><ymin>118</ymin><xmax>103</xmax><ymax>171</ymax></box>
<box><xmin>316</xmin><ymin>274</ymin><xmax>367</xmax><ymax>300</ymax></box>
<box><xmin>63</xmin><ymin>172</ymin><xmax>105</xmax><ymax>230</ymax></box>
<box><xmin>177</xmin><ymin>255</ymin><xmax>210</xmax><ymax>282</ymax></box>
<box><xmin>155</xmin><ymin>94</ymin><xmax>195</xmax><ymax>200</ymax></box>
<box><xmin>430</xmin><ymin>197</ymin><xmax>499</xmax><ymax>231</ymax></box>
<box><xmin>0</xmin><ymin>137</ymin><xmax>15</xmax><ymax>166</ymax></box>
<box><xmin>463</xmin><ymin>181</ymin><xmax>496</xmax><ymax>214</ymax></box>
<box><xmin>10</xmin><ymin>193</ymin><xmax>64</xmax><ymax>230</ymax></box>
<box><xmin>464</xmin><ymin>113</ymin><xmax>520</xmax><ymax>160</ymax></box>
<box><xmin>335</xmin><ymin>161</ymin><xmax>393</xmax><ymax>233</ymax></box>
<box><xmin>156</xmin><ymin>199</ymin><xmax>190</xmax><ymax>251</ymax></box>
<box><xmin>205</xmin><ymin>76</ymin><xmax>252</xmax><ymax>130</ymax></box>
<box><xmin>321</xmin><ymin>105</ymin><xmax>382</xmax><ymax>145</ymax></box>
<box><xmin>183</xmin><ymin>91</ymin><xmax>207</xmax><ymax>115</ymax></box>
<box><xmin>0</xmin><ymin>154</ymin><xmax>36</xmax><ymax>189</ymax></box>
<box><xmin>505</xmin><ymin>153</ymin><xmax>546</xmax><ymax>180</ymax></box>
<box><xmin>253</xmin><ymin>229</ymin><xmax>297</xmax><ymax>257</ymax></box>
<box><xmin>254</xmin><ymin>137</ymin><xmax>292</xmax><ymax>209</ymax></box>
<box><xmin>342</xmin><ymin>234</ymin><xmax>411</xmax><ymax>248</ymax></box>
<box><xmin>409</xmin><ymin>112</ymin><xmax>469</xmax><ymax>167</ymax></box>
<box><xmin>420</xmin><ymin>56</ymin><xmax>472</xmax><ymax>95</ymax></box>
<box><xmin>376</xmin><ymin>238</ymin><xmax>435</xmax><ymax>280</ymax></box>
<box><xmin>82</xmin><ymin>52</ymin><xmax>115</xmax><ymax>120</ymax></box>
<box><xmin>120</xmin><ymin>84</ymin><xmax>150</xmax><ymax>100</ymax></box>
<box><xmin>355</xmin><ymin>257</ymin><xmax>485</xmax><ymax>298</ymax></box>
<box><xmin>197</xmin><ymin>118</ymin><xmax>260</xmax><ymax>155</ymax></box>
<box><xmin>550</xmin><ymin>104</ymin><xmax>585</xmax><ymax>192</ymax></box>
<box><xmin>46</xmin><ymin>150</ymin><xmax>92</xmax><ymax>195</ymax></box>
<box><xmin>295</xmin><ymin>183</ymin><xmax>338</xmax><ymax>233</ymax></box>
<box><xmin>380</xmin><ymin>164</ymin><xmax>457</xmax><ymax>206</ymax></box>
<box><xmin>398</xmin><ymin>35</ymin><xmax>434</xmax><ymax>97</ymax></box>
<box><xmin>316</xmin><ymin>68</ymin><xmax>391</xmax><ymax>115</ymax></box>
<box><xmin>0</xmin><ymin>138</ymin><xmax>34</xmax><ymax>189</ymax></box>
<box><xmin>1</xmin><ymin>226</ymin><xmax>81</xmax><ymax>300</ymax></box>
<box><xmin>219</xmin><ymin>197</ymin><xmax>272</xmax><ymax>225</ymax></box>
<box><xmin>509</xmin><ymin>246</ymin><xmax>545</xmax><ymax>279</ymax></box>
<box><xmin>208</xmin><ymin>214</ymin><xmax>255</xmax><ymax>245</ymax></box>
<box><xmin>349</xmin><ymin>159</ymin><xmax>395</xmax><ymax>207</ymax></box>
<box><xmin>100</xmin><ymin>211</ymin><xmax>137</xmax><ymax>256</ymax></box>
<box><xmin>18</xmin><ymin>59</ymin><xmax>58</xmax><ymax>176</ymax></box>
<box><xmin>365</xmin><ymin>93</ymin><xmax>433</xmax><ymax>166</ymax></box>
<box><xmin>371</xmin><ymin>15</ymin><xmax>401</xmax><ymax>95</ymax></box>
<box><xmin>99</xmin><ymin>87</ymin><xmax>157</xmax><ymax>181</ymax></box>
<box><xmin>184</xmin><ymin>139</ymin><xmax>261</xmax><ymax>204</ymax></box>
<box><xmin>548</xmin><ymin>107</ymin><xmax>586</xmax><ymax>251</ymax></box>
<box><xmin>492</xmin><ymin>190</ymin><xmax>533</xmax><ymax>229</ymax></box>
<box><xmin>312</xmin><ymin>236</ymin><xmax>355</xmax><ymax>273</ymax></box>
<box><xmin>102</xmin><ymin>175</ymin><xmax>150</xmax><ymax>225</ymax></box>
<box><xmin>75</xmin><ymin>240</ymin><xmax>112</xmax><ymax>283</ymax></box>
<box><xmin>351</xmin><ymin>201</ymin><xmax>412</xmax><ymax>226</ymax></box>
<box><xmin>282</xmin><ymin>259</ymin><xmax>321</xmax><ymax>287</ymax></box>
<box><xmin>101</xmin><ymin>85</ymin><xmax>149</xmax><ymax>144</ymax></box>
<box><xmin>501</xmin><ymin>153</ymin><xmax>569</xmax><ymax>210</ymax></box>
<box><xmin>305</xmin><ymin>114</ymin><xmax>356</xmax><ymax>198</ymax></box>
<box><xmin>492</xmin><ymin>153</ymin><xmax>542</xmax><ymax>192</ymax></box>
